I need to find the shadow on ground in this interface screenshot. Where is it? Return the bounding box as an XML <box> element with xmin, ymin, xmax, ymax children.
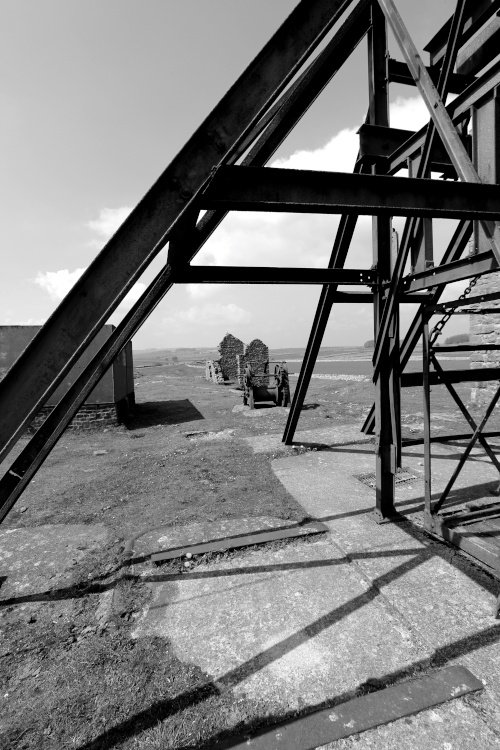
<box><xmin>126</xmin><ymin>400</ymin><xmax>205</xmax><ymax>428</ymax></box>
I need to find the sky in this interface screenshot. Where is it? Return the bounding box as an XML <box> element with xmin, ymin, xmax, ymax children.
<box><xmin>1</xmin><ymin>0</ymin><xmax>465</xmax><ymax>350</ymax></box>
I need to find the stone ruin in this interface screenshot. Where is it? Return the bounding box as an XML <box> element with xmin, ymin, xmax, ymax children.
<box><xmin>237</xmin><ymin>338</ymin><xmax>269</xmax><ymax>386</ymax></box>
<box><xmin>205</xmin><ymin>334</ymin><xmax>269</xmax><ymax>385</ymax></box>
<box><xmin>205</xmin><ymin>359</ymin><xmax>224</xmax><ymax>384</ymax></box>
<box><xmin>218</xmin><ymin>333</ymin><xmax>244</xmax><ymax>381</ymax></box>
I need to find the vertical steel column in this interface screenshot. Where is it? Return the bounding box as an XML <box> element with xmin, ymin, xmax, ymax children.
<box><xmin>423</xmin><ymin>316</ymin><xmax>433</xmax><ymax>529</ymax></box>
<box><xmin>369</xmin><ymin>3</ymin><xmax>398</xmax><ymax>520</ymax></box>
<box><xmin>473</xmin><ymin>89</ymin><xmax>500</xmax><ymax>253</ymax></box>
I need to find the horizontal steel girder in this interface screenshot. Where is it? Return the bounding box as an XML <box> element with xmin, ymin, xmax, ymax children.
<box><xmin>402</xmin><ymin>368</ymin><xmax>500</xmax><ymax>388</ymax></box>
<box><xmin>201</xmin><ymin>166</ymin><xmax>500</xmax><ymax>219</ymax></box>
<box><xmin>174</xmin><ymin>266</ymin><xmax>376</xmax><ymax>285</ymax></box>
<box><xmin>387</xmin><ymin>58</ymin><xmax>472</xmax><ymax>94</ymax></box>
<box><xmin>402</xmin><ymin>251</ymin><xmax>497</xmax><ymax>292</ymax></box>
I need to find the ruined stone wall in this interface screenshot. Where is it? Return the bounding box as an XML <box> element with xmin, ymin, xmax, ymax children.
<box><xmin>205</xmin><ymin>360</ymin><xmax>224</xmax><ymax>384</ymax></box>
<box><xmin>237</xmin><ymin>339</ymin><xmax>269</xmax><ymax>386</ymax></box>
<box><xmin>470</xmin><ymin>272</ymin><xmax>500</xmax><ymax>406</ymax></box>
<box><xmin>218</xmin><ymin>333</ymin><xmax>244</xmax><ymax>381</ymax></box>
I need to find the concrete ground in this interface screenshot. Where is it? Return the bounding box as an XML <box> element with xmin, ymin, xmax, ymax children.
<box><xmin>131</xmin><ymin>425</ymin><xmax>500</xmax><ymax>748</ymax></box>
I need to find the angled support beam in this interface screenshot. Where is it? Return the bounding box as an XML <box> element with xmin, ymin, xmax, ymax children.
<box><xmin>0</xmin><ymin>0</ymin><xmax>356</xmax><ymax>462</ymax></box>
<box><xmin>372</xmin><ymin>0</ymin><xmax>469</xmax><ymax>383</ymax></box>
<box><xmin>282</xmin><ymin>214</ymin><xmax>361</xmax><ymax>444</ymax></box>
<box><xmin>432</xmin><ymin>290</ymin><xmax>500</xmax><ymax>312</ymax></box>
<box><xmin>402</xmin><ymin>250</ymin><xmax>497</xmax><ymax>292</ymax></box>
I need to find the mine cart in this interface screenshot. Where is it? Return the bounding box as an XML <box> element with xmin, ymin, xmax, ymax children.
<box><xmin>242</xmin><ymin>361</ymin><xmax>290</xmax><ymax>409</ymax></box>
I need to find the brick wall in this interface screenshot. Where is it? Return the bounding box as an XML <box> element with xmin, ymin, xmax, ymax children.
<box><xmin>28</xmin><ymin>402</ymin><xmax>127</xmax><ymax>432</ymax></box>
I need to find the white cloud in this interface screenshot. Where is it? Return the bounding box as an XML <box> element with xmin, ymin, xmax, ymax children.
<box><xmin>34</xmin><ymin>266</ymin><xmax>146</xmax><ymax>313</ymax></box>
<box><xmin>272</xmin><ymin>127</ymin><xmax>359</xmax><ymax>172</ymax></box>
<box><xmin>34</xmin><ymin>267</ymin><xmax>86</xmax><ymax>301</ymax></box>
<box><xmin>186</xmin><ymin>283</ymin><xmax>227</xmax><ymax>300</ymax></box>
<box><xmin>164</xmin><ymin>302</ymin><xmax>251</xmax><ymax>328</ymax></box>
<box><xmin>87</xmin><ymin>206</ymin><xmax>132</xmax><ymax>241</ymax></box>
<box><xmin>389</xmin><ymin>95</ymin><xmax>430</xmax><ymax>131</ymax></box>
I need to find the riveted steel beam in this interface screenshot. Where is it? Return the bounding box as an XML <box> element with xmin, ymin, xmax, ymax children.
<box><xmin>174</xmin><ymin>266</ymin><xmax>376</xmax><ymax>285</ymax></box>
<box><xmin>201</xmin><ymin>166</ymin><xmax>500</xmax><ymax>219</ymax></box>
<box><xmin>402</xmin><ymin>250</ymin><xmax>498</xmax><ymax>292</ymax></box>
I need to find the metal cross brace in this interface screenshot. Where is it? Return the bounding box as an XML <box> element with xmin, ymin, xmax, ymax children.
<box><xmin>431</xmin><ymin>368</ymin><xmax>500</xmax><ymax>515</ymax></box>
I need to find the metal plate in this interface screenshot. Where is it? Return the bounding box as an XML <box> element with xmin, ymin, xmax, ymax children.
<box><xmin>355</xmin><ymin>467</ymin><xmax>418</xmax><ymax>488</ymax></box>
<box><xmin>218</xmin><ymin>665</ymin><xmax>483</xmax><ymax>749</ymax></box>
<box><xmin>151</xmin><ymin>521</ymin><xmax>328</xmax><ymax>563</ymax></box>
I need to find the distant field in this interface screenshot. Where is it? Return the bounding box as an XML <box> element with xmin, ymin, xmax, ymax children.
<box><xmin>133</xmin><ymin>345</ymin><xmax>469</xmax><ymax>377</ymax></box>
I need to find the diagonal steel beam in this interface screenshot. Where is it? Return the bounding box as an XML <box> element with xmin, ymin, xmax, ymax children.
<box><xmin>0</xmin><ymin>0</ymin><xmax>356</xmax><ymax>462</ymax></box>
<box><xmin>372</xmin><ymin>0</ymin><xmax>469</xmax><ymax>382</ymax></box>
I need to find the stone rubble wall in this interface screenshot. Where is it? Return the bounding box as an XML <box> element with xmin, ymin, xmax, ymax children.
<box><xmin>237</xmin><ymin>338</ymin><xmax>270</xmax><ymax>386</ymax></box>
<box><xmin>205</xmin><ymin>360</ymin><xmax>225</xmax><ymax>384</ymax></box>
<box><xmin>218</xmin><ymin>333</ymin><xmax>244</xmax><ymax>381</ymax></box>
<box><xmin>469</xmin><ymin>271</ymin><xmax>500</xmax><ymax>406</ymax></box>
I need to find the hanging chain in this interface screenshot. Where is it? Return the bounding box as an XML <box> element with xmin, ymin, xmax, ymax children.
<box><xmin>429</xmin><ymin>276</ymin><xmax>480</xmax><ymax>348</ymax></box>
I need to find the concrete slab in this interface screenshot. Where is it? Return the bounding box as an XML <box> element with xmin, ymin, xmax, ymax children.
<box><xmin>273</xmin><ymin>448</ymin><xmax>500</xmax><ymax>743</ymax></box>
<box><xmin>0</xmin><ymin>523</ymin><xmax>108</xmax><ymax>599</ymax></box>
<box><xmin>133</xmin><ymin>535</ymin><xmax>425</xmax><ymax>714</ymax></box>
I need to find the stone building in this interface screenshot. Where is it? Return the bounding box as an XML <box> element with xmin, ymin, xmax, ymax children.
<box><xmin>0</xmin><ymin>325</ymin><xmax>134</xmax><ymax>429</ymax></box>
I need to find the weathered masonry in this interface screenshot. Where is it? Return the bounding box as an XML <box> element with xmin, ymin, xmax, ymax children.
<box><xmin>1</xmin><ymin>0</ymin><xmax>500</xmax><ymax>576</ymax></box>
